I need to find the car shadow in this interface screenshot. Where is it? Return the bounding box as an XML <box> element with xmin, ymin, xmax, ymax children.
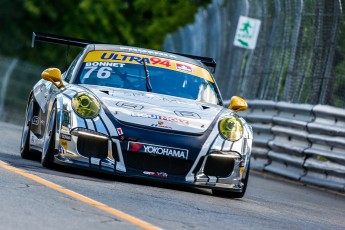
<box><xmin>1</xmin><ymin>151</ymin><xmax>212</xmax><ymax>197</ymax></box>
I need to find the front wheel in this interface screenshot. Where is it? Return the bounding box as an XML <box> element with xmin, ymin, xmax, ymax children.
<box><xmin>212</xmin><ymin>161</ymin><xmax>250</xmax><ymax>199</ymax></box>
<box><xmin>20</xmin><ymin>98</ymin><xmax>34</xmax><ymax>159</ymax></box>
<box><xmin>41</xmin><ymin>103</ymin><xmax>57</xmax><ymax>167</ymax></box>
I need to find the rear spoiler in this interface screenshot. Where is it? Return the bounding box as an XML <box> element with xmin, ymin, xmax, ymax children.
<box><xmin>32</xmin><ymin>32</ymin><xmax>216</xmax><ymax>72</ymax></box>
<box><xmin>31</xmin><ymin>32</ymin><xmax>102</xmax><ymax>47</ymax></box>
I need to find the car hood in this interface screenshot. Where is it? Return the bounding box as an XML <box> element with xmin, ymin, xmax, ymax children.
<box><xmin>85</xmin><ymin>85</ymin><xmax>224</xmax><ymax>134</ymax></box>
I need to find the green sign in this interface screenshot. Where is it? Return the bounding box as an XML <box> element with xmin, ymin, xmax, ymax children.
<box><xmin>234</xmin><ymin>16</ymin><xmax>261</xmax><ymax>50</ymax></box>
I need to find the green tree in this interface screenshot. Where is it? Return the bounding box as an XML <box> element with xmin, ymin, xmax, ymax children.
<box><xmin>0</xmin><ymin>0</ymin><xmax>210</xmax><ymax>68</ymax></box>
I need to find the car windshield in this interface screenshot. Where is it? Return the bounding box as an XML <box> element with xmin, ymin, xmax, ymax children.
<box><xmin>75</xmin><ymin>51</ymin><xmax>221</xmax><ymax>105</ymax></box>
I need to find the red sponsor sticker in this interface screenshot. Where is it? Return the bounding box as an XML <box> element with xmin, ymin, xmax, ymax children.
<box><xmin>176</xmin><ymin>63</ymin><xmax>192</xmax><ymax>72</ymax></box>
<box><xmin>117</xmin><ymin>128</ymin><xmax>123</xmax><ymax>135</ymax></box>
<box><xmin>128</xmin><ymin>142</ymin><xmax>144</xmax><ymax>152</ymax></box>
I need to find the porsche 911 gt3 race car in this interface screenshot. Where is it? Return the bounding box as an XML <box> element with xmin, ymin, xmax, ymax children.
<box><xmin>20</xmin><ymin>32</ymin><xmax>253</xmax><ymax>198</ymax></box>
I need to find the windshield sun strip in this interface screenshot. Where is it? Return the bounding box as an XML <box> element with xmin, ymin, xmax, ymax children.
<box><xmin>83</xmin><ymin>51</ymin><xmax>214</xmax><ymax>83</ymax></box>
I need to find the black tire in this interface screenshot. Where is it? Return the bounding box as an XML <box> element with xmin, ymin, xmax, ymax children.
<box><xmin>20</xmin><ymin>98</ymin><xmax>34</xmax><ymax>159</ymax></box>
<box><xmin>41</xmin><ymin>103</ymin><xmax>57</xmax><ymax>167</ymax></box>
<box><xmin>212</xmin><ymin>161</ymin><xmax>251</xmax><ymax>199</ymax></box>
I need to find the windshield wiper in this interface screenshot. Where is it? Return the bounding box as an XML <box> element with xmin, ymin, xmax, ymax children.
<box><xmin>142</xmin><ymin>58</ymin><xmax>152</xmax><ymax>92</ymax></box>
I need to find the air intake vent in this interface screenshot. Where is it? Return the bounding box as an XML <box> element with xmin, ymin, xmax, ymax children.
<box><xmin>77</xmin><ymin>133</ymin><xmax>108</xmax><ymax>159</ymax></box>
<box><xmin>204</xmin><ymin>154</ymin><xmax>235</xmax><ymax>177</ymax></box>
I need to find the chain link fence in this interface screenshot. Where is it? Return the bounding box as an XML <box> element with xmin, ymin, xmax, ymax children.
<box><xmin>0</xmin><ymin>56</ymin><xmax>42</xmax><ymax>124</ymax></box>
<box><xmin>164</xmin><ymin>0</ymin><xmax>345</xmax><ymax>107</ymax></box>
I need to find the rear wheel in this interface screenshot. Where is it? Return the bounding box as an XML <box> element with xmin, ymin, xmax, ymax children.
<box><xmin>41</xmin><ymin>103</ymin><xmax>57</xmax><ymax>167</ymax></box>
<box><xmin>20</xmin><ymin>98</ymin><xmax>34</xmax><ymax>159</ymax></box>
<box><xmin>212</xmin><ymin>161</ymin><xmax>250</xmax><ymax>199</ymax></box>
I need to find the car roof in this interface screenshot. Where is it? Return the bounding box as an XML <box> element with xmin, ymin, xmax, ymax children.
<box><xmin>89</xmin><ymin>44</ymin><xmax>208</xmax><ymax>69</ymax></box>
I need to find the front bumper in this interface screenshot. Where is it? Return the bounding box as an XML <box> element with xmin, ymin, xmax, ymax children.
<box><xmin>55</xmin><ymin>127</ymin><xmax>250</xmax><ymax>192</ymax></box>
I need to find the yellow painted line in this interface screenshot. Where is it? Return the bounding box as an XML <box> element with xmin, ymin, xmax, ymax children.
<box><xmin>0</xmin><ymin>160</ymin><xmax>161</xmax><ymax>230</ymax></box>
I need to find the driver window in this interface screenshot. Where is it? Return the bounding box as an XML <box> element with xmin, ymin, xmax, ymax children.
<box><xmin>64</xmin><ymin>51</ymin><xmax>82</xmax><ymax>82</ymax></box>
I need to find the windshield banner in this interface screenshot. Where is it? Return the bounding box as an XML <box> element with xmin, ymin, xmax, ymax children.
<box><xmin>83</xmin><ymin>51</ymin><xmax>214</xmax><ymax>83</ymax></box>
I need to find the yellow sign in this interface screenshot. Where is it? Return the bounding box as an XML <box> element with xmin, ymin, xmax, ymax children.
<box><xmin>84</xmin><ymin>51</ymin><xmax>214</xmax><ymax>83</ymax></box>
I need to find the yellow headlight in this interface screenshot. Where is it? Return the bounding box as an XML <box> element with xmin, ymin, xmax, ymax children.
<box><xmin>72</xmin><ymin>92</ymin><xmax>100</xmax><ymax>118</ymax></box>
<box><xmin>218</xmin><ymin>116</ymin><xmax>243</xmax><ymax>141</ymax></box>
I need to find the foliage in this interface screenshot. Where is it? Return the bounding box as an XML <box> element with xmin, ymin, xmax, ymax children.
<box><xmin>331</xmin><ymin>0</ymin><xmax>345</xmax><ymax>107</ymax></box>
<box><xmin>0</xmin><ymin>0</ymin><xmax>210</xmax><ymax>69</ymax></box>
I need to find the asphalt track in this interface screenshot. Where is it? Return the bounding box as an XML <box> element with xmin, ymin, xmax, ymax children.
<box><xmin>0</xmin><ymin>121</ymin><xmax>344</xmax><ymax>230</ymax></box>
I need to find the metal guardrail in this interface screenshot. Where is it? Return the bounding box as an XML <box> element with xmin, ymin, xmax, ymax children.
<box><xmin>235</xmin><ymin>100</ymin><xmax>345</xmax><ymax>192</ymax></box>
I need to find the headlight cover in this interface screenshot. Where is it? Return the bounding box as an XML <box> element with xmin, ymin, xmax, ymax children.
<box><xmin>218</xmin><ymin>115</ymin><xmax>243</xmax><ymax>141</ymax></box>
<box><xmin>72</xmin><ymin>92</ymin><xmax>100</xmax><ymax>118</ymax></box>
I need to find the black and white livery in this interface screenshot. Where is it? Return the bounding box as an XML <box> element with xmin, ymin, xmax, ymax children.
<box><xmin>20</xmin><ymin>32</ymin><xmax>253</xmax><ymax>198</ymax></box>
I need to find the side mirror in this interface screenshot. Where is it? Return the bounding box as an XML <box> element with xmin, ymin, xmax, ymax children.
<box><xmin>228</xmin><ymin>96</ymin><xmax>248</xmax><ymax>112</ymax></box>
<box><xmin>41</xmin><ymin>68</ymin><xmax>64</xmax><ymax>89</ymax></box>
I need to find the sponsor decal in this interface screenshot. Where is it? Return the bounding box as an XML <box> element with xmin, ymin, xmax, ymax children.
<box><xmin>151</xmin><ymin>121</ymin><xmax>172</xmax><ymax>130</ymax></box>
<box><xmin>240</xmin><ymin>161</ymin><xmax>245</xmax><ymax>176</ymax></box>
<box><xmin>131</xmin><ymin>112</ymin><xmax>189</xmax><ymax>125</ymax></box>
<box><xmin>143</xmin><ymin>171</ymin><xmax>168</xmax><ymax>179</ymax></box>
<box><xmin>60</xmin><ymin>133</ymin><xmax>71</xmax><ymax>141</ymax></box>
<box><xmin>115</xmin><ymin>101</ymin><xmax>143</xmax><ymax>110</ymax></box>
<box><xmin>58</xmin><ymin>144</ymin><xmax>65</xmax><ymax>154</ymax></box>
<box><xmin>119</xmin><ymin>47</ymin><xmax>177</xmax><ymax>59</ymax></box>
<box><xmin>83</xmin><ymin>51</ymin><xmax>215</xmax><ymax>83</ymax></box>
<box><xmin>62</xmin><ymin>111</ymin><xmax>71</xmax><ymax>126</ymax></box>
<box><xmin>30</xmin><ymin>135</ymin><xmax>44</xmax><ymax>145</ymax></box>
<box><xmin>240</xmin><ymin>166</ymin><xmax>245</xmax><ymax>176</ymax></box>
<box><xmin>85</xmin><ymin>62</ymin><xmax>125</xmax><ymax>67</ymax></box>
<box><xmin>60</xmin><ymin>140</ymin><xmax>68</xmax><ymax>151</ymax></box>
<box><xmin>32</xmin><ymin>116</ymin><xmax>39</xmax><ymax>125</ymax></box>
<box><xmin>128</xmin><ymin>142</ymin><xmax>189</xmax><ymax>160</ymax></box>
<box><xmin>100</xmin><ymin>52</ymin><xmax>171</xmax><ymax>67</ymax></box>
<box><xmin>60</xmin><ymin>127</ymin><xmax>70</xmax><ymax>135</ymax></box>
<box><xmin>151</xmin><ymin>124</ymin><xmax>172</xmax><ymax>129</ymax></box>
<box><xmin>176</xmin><ymin>63</ymin><xmax>192</xmax><ymax>72</ymax></box>
<box><xmin>174</xmin><ymin>111</ymin><xmax>201</xmax><ymax>119</ymax></box>
<box><xmin>121</xmin><ymin>92</ymin><xmax>188</xmax><ymax>105</ymax></box>
<box><xmin>117</xmin><ymin>128</ymin><xmax>123</xmax><ymax>135</ymax></box>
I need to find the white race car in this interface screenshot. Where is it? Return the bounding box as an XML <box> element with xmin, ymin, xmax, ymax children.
<box><xmin>20</xmin><ymin>32</ymin><xmax>253</xmax><ymax>198</ymax></box>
